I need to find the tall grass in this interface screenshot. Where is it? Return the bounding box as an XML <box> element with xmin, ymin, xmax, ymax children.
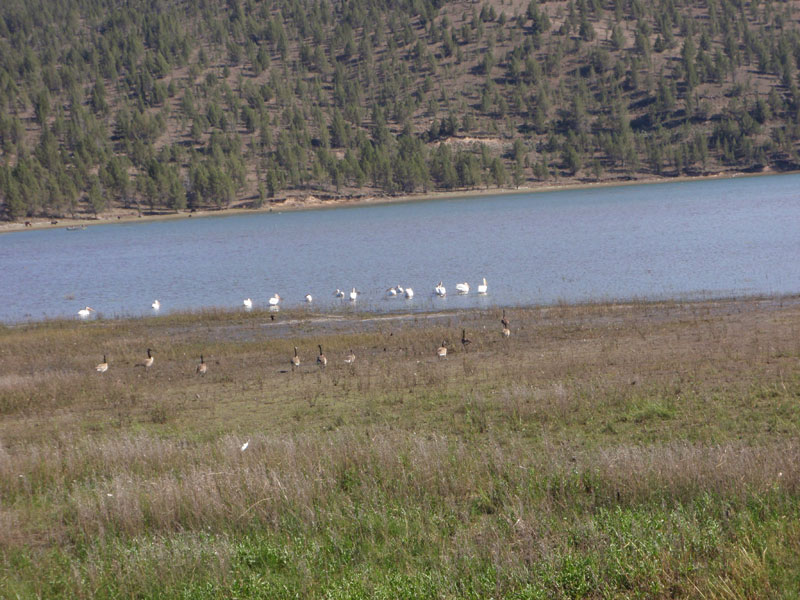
<box><xmin>1</xmin><ymin>298</ymin><xmax>800</xmax><ymax>597</ymax></box>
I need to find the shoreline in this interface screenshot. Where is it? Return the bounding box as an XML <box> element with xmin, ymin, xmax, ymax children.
<box><xmin>1</xmin><ymin>169</ymin><xmax>795</xmax><ymax>235</ymax></box>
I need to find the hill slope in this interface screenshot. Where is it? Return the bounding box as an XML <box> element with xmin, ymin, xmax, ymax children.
<box><xmin>1</xmin><ymin>0</ymin><xmax>800</xmax><ymax>219</ymax></box>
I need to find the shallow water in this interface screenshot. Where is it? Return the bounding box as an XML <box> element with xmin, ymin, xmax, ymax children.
<box><xmin>2</xmin><ymin>174</ymin><xmax>800</xmax><ymax>323</ymax></box>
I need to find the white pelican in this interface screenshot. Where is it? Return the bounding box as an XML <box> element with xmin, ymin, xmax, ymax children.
<box><xmin>397</xmin><ymin>286</ymin><xmax>405</xmax><ymax>294</ymax></box>
<box><xmin>434</xmin><ymin>282</ymin><xmax>446</xmax><ymax>297</ymax></box>
<box><xmin>437</xmin><ymin>341</ymin><xmax>447</xmax><ymax>359</ymax></box>
<box><xmin>317</xmin><ymin>344</ymin><xmax>327</xmax><ymax>368</ymax></box>
<box><xmin>455</xmin><ymin>282</ymin><xmax>470</xmax><ymax>294</ymax></box>
<box><xmin>334</xmin><ymin>289</ymin><xmax>345</xmax><ymax>298</ymax></box>
<box><xmin>152</xmin><ymin>300</ymin><xmax>160</xmax><ymax>310</ymax></box>
<box><xmin>196</xmin><ymin>355</ymin><xmax>207</xmax><ymax>376</ymax></box>
<box><xmin>477</xmin><ymin>278</ymin><xmax>488</xmax><ymax>295</ymax></box>
<box><xmin>268</xmin><ymin>294</ymin><xmax>281</xmax><ymax>306</ymax></box>
<box><xmin>96</xmin><ymin>355</ymin><xmax>108</xmax><ymax>373</ymax></box>
<box><xmin>404</xmin><ymin>287</ymin><xmax>414</xmax><ymax>299</ymax></box>
<box><xmin>386</xmin><ymin>287</ymin><xmax>398</xmax><ymax>297</ymax></box>
<box><xmin>349</xmin><ymin>288</ymin><xmax>359</xmax><ymax>301</ymax></box>
<box><xmin>344</xmin><ymin>349</ymin><xmax>356</xmax><ymax>364</ymax></box>
<box><xmin>305</xmin><ymin>294</ymin><xmax>313</xmax><ymax>303</ymax></box>
<box><xmin>77</xmin><ymin>306</ymin><xmax>95</xmax><ymax>318</ymax></box>
<box><xmin>136</xmin><ymin>348</ymin><xmax>154</xmax><ymax>369</ymax></box>
<box><xmin>243</xmin><ymin>298</ymin><xmax>253</xmax><ymax>310</ymax></box>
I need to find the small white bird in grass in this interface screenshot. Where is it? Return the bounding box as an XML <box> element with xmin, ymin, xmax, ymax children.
<box><xmin>477</xmin><ymin>278</ymin><xmax>488</xmax><ymax>295</ymax></box>
<box><xmin>240</xmin><ymin>440</ymin><xmax>249</xmax><ymax>452</ymax></box>
<box><xmin>434</xmin><ymin>281</ymin><xmax>446</xmax><ymax>297</ymax></box>
<box><xmin>305</xmin><ymin>294</ymin><xmax>313</xmax><ymax>303</ymax></box>
<box><xmin>77</xmin><ymin>306</ymin><xmax>95</xmax><ymax>318</ymax></box>
<box><xmin>349</xmin><ymin>288</ymin><xmax>359</xmax><ymax>301</ymax></box>
<box><xmin>243</xmin><ymin>298</ymin><xmax>253</xmax><ymax>310</ymax></box>
<box><xmin>404</xmin><ymin>287</ymin><xmax>414</xmax><ymax>299</ymax></box>
<box><xmin>455</xmin><ymin>282</ymin><xmax>470</xmax><ymax>294</ymax></box>
<box><xmin>344</xmin><ymin>349</ymin><xmax>356</xmax><ymax>364</ymax></box>
<box><xmin>152</xmin><ymin>300</ymin><xmax>161</xmax><ymax>310</ymax></box>
<box><xmin>268</xmin><ymin>294</ymin><xmax>281</xmax><ymax>306</ymax></box>
<box><xmin>96</xmin><ymin>355</ymin><xmax>108</xmax><ymax>373</ymax></box>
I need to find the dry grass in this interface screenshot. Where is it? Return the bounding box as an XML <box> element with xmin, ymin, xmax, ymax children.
<box><xmin>1</xmin><ymin>297</ymin><xmax>800</xmax><ymax>597</ymax></box>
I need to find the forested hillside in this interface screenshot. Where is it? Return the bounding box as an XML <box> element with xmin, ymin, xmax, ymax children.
<box><xmin>1</xmin><ymin>0</ymin><xmax>800</xmax><ymax>220</ymax></box>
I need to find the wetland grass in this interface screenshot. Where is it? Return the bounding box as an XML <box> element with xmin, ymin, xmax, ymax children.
<box><xmin>1</xmin><ymin>298</ymin><xmax>800</xmax><ymax>598</ymax></box>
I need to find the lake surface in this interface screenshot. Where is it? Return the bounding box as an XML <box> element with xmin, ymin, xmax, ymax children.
<box><xmin>2</xmin><ymin>174</ymin><xmax>800</xmax><ymax>323</ymax></box>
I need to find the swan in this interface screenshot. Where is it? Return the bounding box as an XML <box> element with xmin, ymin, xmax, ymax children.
<box><xmin>455</xmin><ymin>282</ymin><xmax>470</xmax><ymax>294</ymax></box>
<box><xmin>152</xmin><ymin>300</ymin><xmax>160</xmax><ymax>310</ymax></box>
<box><xmin>243</xmin><ymin>298</ymin><xmax>253</xmax><ymax>310</ymax></box>
<box><xmin>477</xmin><ymin>278</ymin><xmax>488</xmax><ymax>295</ymax></box>
<box><xmin>77</xmin><ymin>306</ymin><xmax>95</xmax><ymax>318</ymax></box>
<box><xmin>334</xmin><ymin>289</ymin><xmax>345</xmax><ymax>298</ymax></box>
<box><xmin>349</xmin><ymin>288</ymin><xmax>359</xmax><ymax>301</ymax></box>
<box><xmin>268</xmin><ymin>294</ymin><xmax>281</xmax><ymax>306</ymax></box>
<box><xmin>96</xmin><ymin>355</ymin><xmax>108</xmax><ymax>373</ymax></box>
<box><xmin>434</xmin><ymin>281</ymin><xmax>446</xmax><ymax>297</ymax></box>
<box><xmin>404</xmin><ymin>287</ymin><xmax>414</xmax><ymax>299</ymax></box>
<box><xmin>305</xmin><ymin>294</ymin><xmax>313</xmax><ymax>303</ymax></box>
<box><xmin>386</xmin><ymin>287</ymin><xmax>398</xmax><ymax>297</ymax></box>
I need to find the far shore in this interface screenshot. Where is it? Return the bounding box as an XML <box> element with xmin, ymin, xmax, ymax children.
<box><xmin>1</xmin><ymin>168</ymin><xmax>793</xmax><ymax>235</ymax></box>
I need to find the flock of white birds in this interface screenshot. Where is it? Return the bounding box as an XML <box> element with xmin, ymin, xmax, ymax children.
<box><xmin>77</xmin><ymin>279</ymin><xmax>489</xmax><ymax>317</ymax></box>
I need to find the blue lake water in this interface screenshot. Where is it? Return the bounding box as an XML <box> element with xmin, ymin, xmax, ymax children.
<box><xmin>2</xmin><ymin>174</ymin><xmax>799</xmax><ymax>323</ymax></box>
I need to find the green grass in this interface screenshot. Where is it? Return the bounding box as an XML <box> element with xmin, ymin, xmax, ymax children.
<box><xmin>1</xmin><ymin>298</ymin><xmax>800</xmax><ymax>598</ymax></box>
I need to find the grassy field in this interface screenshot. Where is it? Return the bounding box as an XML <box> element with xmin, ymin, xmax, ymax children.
<box><xmin>1</xmin><ymin>298</ymin><xmax>800</xmax><ymax>599</ymax></box>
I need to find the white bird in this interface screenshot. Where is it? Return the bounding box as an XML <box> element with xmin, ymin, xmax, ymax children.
<box><xmin>240</xmin><ymin>440</ymin><xmax>249</xmax><ymax>452</ymax></box>
<box><xmin>397</xmin><ymin>286</ymin><xmax>405</xmax><ymax>294</ymax></box>
<box><xmin>152</xmin><ymin>300</ymin><xmax>161</xmax><ymax>310</ymax></box>
<box><xmin>305</xmin><ymin>294</ymin><xmax>313</xmax><ymax>303</ymax></box>
<box><xmin>386</xmin><ymin>287</ymin><xmax>398</xmax><ymax>297</ymax></box>
<box><xmin>434</xmin><ymin>281</ymin><xmax>446</xmax><ymax>297</ymax></box>
<box><xmin>349</xmin><ymin>288</ymin><xmax>359</xmax><ymax>301</ymax></box>
<box><xmin>77</xmin><ymin>306</ymin><xmax>95</xmax><ymax>318</ymax></box>
<box><xmin>455</xmin><ymin>282</ymin><xmax>470</xmax><ymax>294</ymax></box>
<box><xmin>334</xmin><ymin>289</ymin><xmax>345</xmax><ymax>298</ymax></box>
<box><xmin>344</xmin><ymin>349</ymin><xmax>356</xmax><ymax>364</ymax></box>
<box><xmin>243</xmin><ymin>298</ymin><xmax>253</xmax><ymax>309</ymax></box>
<box><xmin>96</xmin><ymin>355</ymin><xmax>108</xmax><ymax>373</ymax></box>
<box><xmin>477</xmin><ymin>278</ymin><xmax>488</xmax><ymax>295</ymax></box>
<box><xmin>404</xmin><ymin>287</ymin><xmax>414</xmax><ymax>299</ymax></box>
<box><xmin>268</xmin><ymin>294</ymin><xmax>281</xmax><ymax>306</ymax></box>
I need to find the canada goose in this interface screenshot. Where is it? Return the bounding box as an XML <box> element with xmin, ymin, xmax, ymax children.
<box><xmin>136</xmin><ymin>348</ymin><xmax>154</xmax><ymax>368</ymax></box>
<box><xmin>291</xmin><ymin>346</ymin><xmax>300</xmax><ymax>371</ymax></box>
<box><xmin>502</xmin><ymin>323</ymin><xmax>511</xmax><ymax>338</ymax></box>
<box><xmin>477</xmin><ymin>278</ymin><xmax>488</xmax><ymax>295</ymax></box>
<box><xmin>77</xmin><ymin>306</ymin><xmax>95</xmax><ymax>318</ymax></box>
<box><xmin>317</xmin><ymin>344</ymin><xmax>327</xmax><ymax>368</ymax></box>
<box><xmin>305</xmin><ymin>294</ymin><xmax>313</xmax><ymax>303</ymax></box>
<box><xmin>501</xmin><ymin>310</ymin><xmax>510</xmax><ymax>330</ymax></box>
<box><xmin>268</xmin><ymin>294</ymin><xmax>281</xmax><ymax>306</ymax></box>
<box><xmin>344</xmin><ymin>349</ymin><xmax>356</xmax><ymax>364</ymax></box>
<box><xmin>152</xmin><ymin>300</ymin><xmax>160</xmax><ymax>310</ymax></box>
<box><xmin>196</xmin><ymin>355</ymin><xmax>207</xmax><ymax>375</ymax></box>
<box><xmin>434</xmin><ymin>282</ymin><xmax>446</xmax><ymax>297</ymax></box>
<box><xmin>349</xmin><ymin>288</ymin><xmax>359</xmax><ymax>301</ymax></box>
<box><xmin>455</xmin><ymin>282</ymin><xmax>470</xmax><ymax>294</ymax></box>
<box><xmin>243</xmin><ymin>298</ymin><xmax>253</xmax><ymax>309</ymax></box>
<box><xmin>461</xmin><ymin>329</ymin><xmax>472</xmax><ymax>349</ymax></box>
<box><xmin>404</xmin><ymin>287</ymin><xmax>414</xmax><ymax>299</ymax></box>
<box><xmin>437</xmin><ymin>341</ymin><xmax>448</xmax><ymax>359</ymax></box>
<box><xmin>96</xmin><ymin>355</ymin><xmax>108</xmax><ymax>373</ymax></box>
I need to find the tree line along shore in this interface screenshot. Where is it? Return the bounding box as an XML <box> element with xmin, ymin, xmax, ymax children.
<box><xmin>2</xmin><ymin>0</ymin><xmax>800</xmax><ymax>221</ymax></box>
